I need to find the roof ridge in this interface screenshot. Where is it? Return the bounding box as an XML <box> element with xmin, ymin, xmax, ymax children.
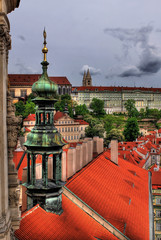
<box><xmin>22</xmin><ymin>204</ymin><xmax>40</xmax><ymax>219</ymax></box>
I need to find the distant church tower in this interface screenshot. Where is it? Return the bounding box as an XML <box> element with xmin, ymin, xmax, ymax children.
<box><xmin>23</xmin><ymin>30</ymin><xmax>66</xmax><ymax>215</ymax></box>
<box><xmin>82</xmin><ymin>69</ymin><xmax>92</xmax><ymax>86</ymax></box>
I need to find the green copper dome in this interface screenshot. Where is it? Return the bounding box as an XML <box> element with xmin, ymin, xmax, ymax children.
<box><xmin>32</xmin><ymin>61</ymin><xmax>58</xmax><ymax>99</ymax></box>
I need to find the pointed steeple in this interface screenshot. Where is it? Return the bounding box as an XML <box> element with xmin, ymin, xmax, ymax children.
<box><xmin>86</xmin><ymin>69</ymin><xmax>91</xmax><ymax>79</ymax></box>
<box><xmin>82</xmin><ymin>71</ymin><xmax>86</xmax><ymax>86</ymax></box>
<box><xmin>83</xmin><ymin>68</ymin><xmax>92</xmax><ymax>86</ymax></box>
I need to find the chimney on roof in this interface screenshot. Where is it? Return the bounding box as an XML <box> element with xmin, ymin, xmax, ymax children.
<box><xmin>111</xmin><ymin>140</ymin><xmax>118</xmax><ymax>165</ymax></box>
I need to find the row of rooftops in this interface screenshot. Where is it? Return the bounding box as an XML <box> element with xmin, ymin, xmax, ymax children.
<box><xmin>23</xmin><ymin>112</ymin><xmax>89</xmax><ymax>126</ymax></box>
<box><xmin>14</xmin><ymin>126</ymin><xmax>161</xmax><ymax>239</ymax></box>
<box><xmin>8</xmin><ymin>74</ymin><xmax>161</xmax><ymax>93</ymax></box>
<box><xmin>14</xmin><ymin>144</ymin><xmax>150</xmax><ymax>239</ymax></box>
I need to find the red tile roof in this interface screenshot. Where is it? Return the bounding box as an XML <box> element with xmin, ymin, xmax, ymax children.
<box><xmin>13</xmin><ymin>151</ymin><xmax>42</xmax><ymax>181</ymax></box>
<box><xmin>158</xmin><ymin>128</ymin><xmax>161</xmax><ymax>133</ymax></box>
<box><xmin>151</xmin><ymin>172</ymin><xmax>161</xmax><ymax>185</ymax></box>
<box><xmin>54</xmin><ymin>111</ymin><xmax>66</xmax><ymax>121</ymax></box>
<box><xmin>24</xmin><ymin>114</ymin><xmax>35</xmax><ymax>122</ymax></box>
<box><xmin>72</xmin><ymin>86</ymin><xmax>161</xmax><ymax>93</ymax></box>
<box><xmin>66</xmin><ymin>151</ymin><xmax>149</xmax><ymax>240</ymax></box>
<box><xmin>74</xmin><ymin>119</ymin><xmax>89</xmax><ymax>125</ymax></box>
<box><xmin>15</xmin><ymin>196</ymin><xmax>118</xmax><ymax>240</ymax></box>
<box><xmin>9</xmin><ymin>74</ymin><xmax>71</xmax><ymax>86</ymax></box>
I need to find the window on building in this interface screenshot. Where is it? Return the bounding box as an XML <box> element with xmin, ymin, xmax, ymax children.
<box><xmin>156</xmin><ymin>236</ymin><xmax>161</xmax><ymax>240</ymax></box>
<box><xmin>68</xmin><ymin>136</ymin><xmax>70</xmax><ymax>140</ymax></box>
<box><xmin>71</xmin><ymin>136</ymin><xmax>73</xmax><ymax>140</ymax></box>
<box><xmin>65</xmin><ymin>127</ymin><xmax>67</xmax><ymax>132</ymax></box>
<box><xmin>71</xmin><ymin>127</ymin><xmax>73</xmax><ymax>132</ymax></box>
<box><xmin>77</xmin><ymin>127</ymin><xmax>79</xmax><ymax>131</ymax></box>
<box><xmin>156</xmin><ymin>222</ymin><xmax>161</xmax><ymax>231</ymax></box>
<box><xmin>68</xmin><ymin>127</ymin><xmax>70</xmax><ymax>132</ymax></box>
<box><xmin>62</xmin><ymin>121</ymin><xmax>64</xmax><ymax>124</ymax></box>
<box><xmin>81</xmin><ymin>127</ymin><xmax>83</xmax><ymax>131</ymax></box>
<box><xmin>21</xmin><ymin>89</ymin><xmax>27</xmax><ymax>97</ymax></box>
<box><xmin>156</xmin><ymin>210</ymin><xmax>161</xmax><ymax>217</ymax></box>
<box><xmin>10</xmin><ymin>90</ymin><xmax>15</xmax><ymax>98</ymax></box>
<box><xmin>74</xmin><ymin>127</ymin><xmax>76</xmax><ymax>131</ymax></box>
<box><xmin>62</xmin><ymin>128</ymin><xmax>64</xmax><ymax>132</ymax></box>
<box><xmin>59</xmin><ymin>128</ymin><xmax>61</xmax><ymax>132</ymax></box>
<box><xmin>74</xmin><ymin>136</ymin><xmax>76</xmax><ymax>139</ymax></box>
<box><xmin>156</xmin><ymin>198</ymin><xmax>161</xmax><ymax>205</ymax></box>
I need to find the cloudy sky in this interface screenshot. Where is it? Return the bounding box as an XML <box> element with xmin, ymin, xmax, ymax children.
<box><xmin>8</xmin><ymin>0</ymin><xmax>161</xmax><ymax>87</ymax></box>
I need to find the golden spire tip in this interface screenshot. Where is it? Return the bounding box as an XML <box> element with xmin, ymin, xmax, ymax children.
<box><xmin>42</xmin><ymin>28</ymin><xmax>48</xmax><ymax>61</ymax></box>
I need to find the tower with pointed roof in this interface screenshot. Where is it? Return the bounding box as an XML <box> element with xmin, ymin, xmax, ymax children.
<box><xmin>82</xmin><ymin>69</ymin><xmax>92</xmax><ymax>86</ymax></box>
<box><xmin>23</xmin><ymin>30</ymin><xmax>66</xmax><ymax>215</ymax></box>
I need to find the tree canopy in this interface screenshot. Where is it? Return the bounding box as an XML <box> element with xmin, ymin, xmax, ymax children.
<box><xmin>123</xmin><ymin>117</ymin><xmax>140</xmax><ymax>141</ymax></box>
<box><xmin>15</xmin><ymin>94</ymin><xmax>36</xmax><ymax>119</ymax></box>
<box><xmin>124</xmin><ymin>99</ymin><xmax>139</xmax><ymax>118</ymax></box>
<box><xmin>90</xmin><ymin>98</ymin><xmax>106</xmax><ymax>116</ymax></box>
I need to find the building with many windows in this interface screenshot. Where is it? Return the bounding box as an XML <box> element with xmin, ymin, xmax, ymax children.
<box><xmin>9</xmin><ymin>74</ymin><xmax>72</xmax><ymax>102</ymax></box>
<box><xmin>72</xmin><ymin>86</ymin><xmax>161</xmax><ymax>113</ymax></box>
<box><xmin>23</xmin><ymin>112</ymin><xmax>89</xmax><ymax>143</ymax></box>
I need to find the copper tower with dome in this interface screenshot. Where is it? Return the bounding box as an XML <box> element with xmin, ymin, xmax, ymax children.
<box><xmin>23</xmin><ymin>30</ymin><xmax>66</xmax><ymax>215</ymax></box>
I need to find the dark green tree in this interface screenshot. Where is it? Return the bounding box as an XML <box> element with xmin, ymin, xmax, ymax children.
<box><xmin>123</xmin><ymin>117</ymin><xmax>139</xmax><ymax>141</ymax></box>
<box><xmin>15</xmin><ymin>100</ymin><xmax>25</xmax><ymax>117</ymax></box>
<box><xmin>106</xmin><ymin>128</ymin><xmax>124</xmax><ymax>142</ymax></box>
<box><xmin>90</xmin><ymin>98</ymin><xmax>106</xmax><ymax>116</ymax></box>
<box><xmin>124</xmin><ymin>99</ymin><xmax>139</xmax><ymax>118</ymax></box>
<box><xmin>85</xmin><ymin>123</ymin><xmax>105</xmax><ymax>138</ymax></box>
<box><xmin>75</xmin><ymin>104</ymin><xmax>89</xmax><ymax>116</ymax></box>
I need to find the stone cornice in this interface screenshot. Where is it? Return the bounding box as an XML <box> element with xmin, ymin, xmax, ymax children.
<box><xmin>5</xmin><ymin>0</ymin><xmax>20</xmax><ymax>14</ymax></box>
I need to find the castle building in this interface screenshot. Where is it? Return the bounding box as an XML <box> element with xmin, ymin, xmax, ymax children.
<box><xmin>72</xmin><ymin>86</ymin><xmax>161</xmax><ymax>113</ymax></box>
<box><xmin>9</xmin><ymin>74</ymin><xmax>72</xmax><ymax>103</ymax></box>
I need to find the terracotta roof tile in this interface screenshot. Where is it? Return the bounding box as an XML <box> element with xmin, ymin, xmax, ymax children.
<box><xmin>24</xmin><ymin>114</ymin><xmax>35</xmax><ymax>122</ymax></box>
<box><xmin>66</xmin><ymin>151</ymin><xmax>149</xmax><ymax>240</ymax></box>
<box><xmin>15</xmin><ymin>196</ymin><xmax>118</xmax><ymax>240</ymax></box>
<box><xmin>9</xmin><ymin>74</ymin><xmax>71</xmax><ymax>86</ymax></box>
<box><xmin>74</xmin><ymin>119</ymin><xmax>89</xmax><ymax>125</ymax></box>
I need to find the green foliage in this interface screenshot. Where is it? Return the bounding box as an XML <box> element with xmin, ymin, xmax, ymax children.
<box><xmin>103</xmin><ymin>114</ymin><xmax>125</xmax><ymax>134</ymax></box>
<box><xmin>15</xmin><ymin>101</ymin><xmax>25</xmax><ymax>117</ymax></box>
<box><xmin>85</xmin><ymin>123</ymin><xmax>105</xmax><ymax>138</ymax></box>
<box><xmin>75</xmin><ymin>104</ymin><xmax>89</xmax><ymax>116</ymax></box>
<box><xmin>139</xmin><ymin>108</ymin><xmax>146</xmax><ymax>119</ymax></box>
<box><xmin>145</xmin><ymin>107</ymin><xmax>161</xmax><ymax>119</ymax></box>
<box><xmin>124</xmin><ymin>99</ymin><xmax>139</xmax><ymax>118</ymax></box>
<box><xmin>54</xmin><ymin>94</ymin><xmax>76</xmax><ymax>117</ymax></box>
<box><xmin>90</xmin><ymin>98</ymin><xmax>106</xmax><ymax>116</ymax></box>
<box><xmin>84</xmin><ymin>114</ymin><xmax>105</xmax><ymax>138</ymax></box>
<box><xmin>106</xmin><ymin>128</ymin><xmax>124</xmax><ymax>141</ymax></box>
<box><xmin>105</xmin><ymin>128</ymin><xmax>124</xmax><ymax>147</ymax></box>
<box><xmin>61</xmin><ymin>94</ymin><xmax>71</xmax><ymax>101</ymax></box>
<box><xmin>15</xmin><ymin>95</ymin><xmax>36</xmax><ymax>119</ymax></box>
<box><xmin>123</xmin><ymin>117</ymin><xmax>140</xmax><ymax>141</ymax></box>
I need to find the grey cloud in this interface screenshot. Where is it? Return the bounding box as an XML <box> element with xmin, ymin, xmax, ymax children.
<box><xmin>119</xmin><ymin>66</ymin><xmax>142</xmax><ymax>77</ymax></box>
<box><xmin>80</xmin><ymin>65</ymin><xmax>101</xmax><ymax>76</ymax></box>
<box><xmin>18</xmin><ymin>35</ymin><xmax>26</xmax><ymax>41</ymax></box>
<box><xmin>15</xmin><ymin>63</ymin><xmax>38</xmax><ymax>74</ymax></box>
<box><xmin>104</xmin><ymin>25</ymin><xmax>161</xmax><ymax>78</ymax></box>
<box><xmin>138</xmin><ymin>48</ymin><xmax>161</xmax><ymax>73</ymax></box>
